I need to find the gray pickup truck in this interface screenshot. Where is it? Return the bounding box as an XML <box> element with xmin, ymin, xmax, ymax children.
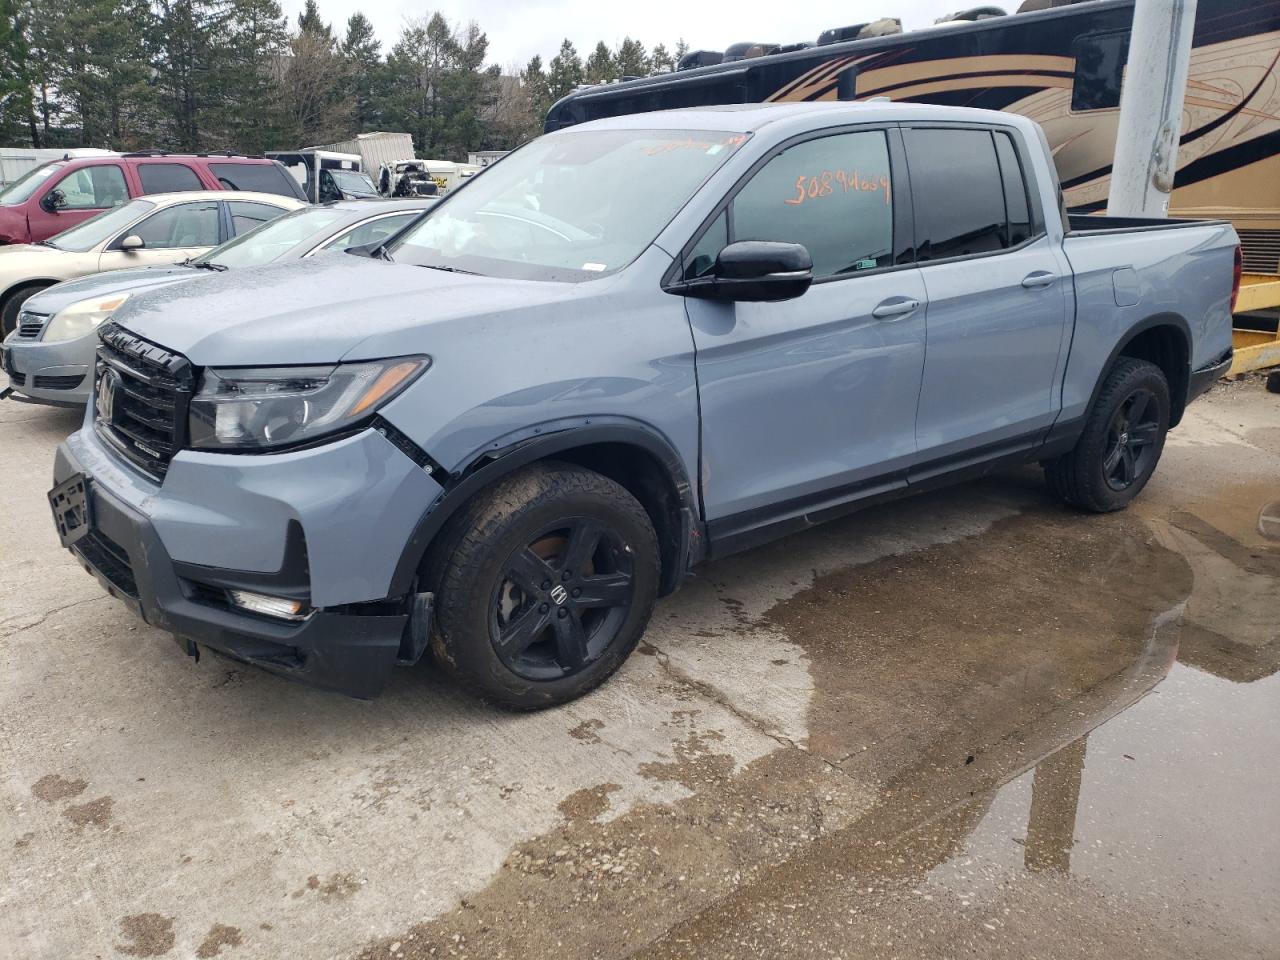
<box><xmin>50</xmin><ymin>102</ymin><xmax>1238</xmax><ymax>707</ymax></box>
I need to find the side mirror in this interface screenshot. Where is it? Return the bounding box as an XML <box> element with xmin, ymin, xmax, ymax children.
<box><xmin>118</xmin><ymin>235</ymin><xmax>145</xmax><ymax>252</ymax></box>
<box><xmin>41</xmin><ymin>189</ymin><xmax>66</xmax><ymax>213</ymax></box>
<box><xmin>673</xmin><ymin>241</ymin><xmax>813</xmax><ymax>302</ymax></box>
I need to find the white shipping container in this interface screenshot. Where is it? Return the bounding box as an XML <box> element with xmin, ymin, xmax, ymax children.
<box><xmin>314</xmin><ymin>132</ymin><xmax>417</xmax><ymax>175</ymax></box>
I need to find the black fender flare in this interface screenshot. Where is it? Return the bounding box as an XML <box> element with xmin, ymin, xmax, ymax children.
<box><xmin>386</xmin><ymin>417</ymin><xmax>701</xmax><ymax>598</ymax></box>
<box><xmin>1087</xmin><ymin>313</ymin><xmax>1192</xmax><ymax>425</ymax></box>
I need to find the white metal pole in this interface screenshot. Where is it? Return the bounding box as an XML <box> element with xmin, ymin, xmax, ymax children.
<box><xmin>1106</xmin><ymin>0</ymin><xmax>1198</xmax><ymax>218</ymax></box>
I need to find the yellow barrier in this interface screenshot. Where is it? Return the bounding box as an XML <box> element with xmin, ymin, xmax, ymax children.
<box><xmin>1230</xmin><ymin>275</ymin><xmax>1280</xmax><ymax>376</ymax></box>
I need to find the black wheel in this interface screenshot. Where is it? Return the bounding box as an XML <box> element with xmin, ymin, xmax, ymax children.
<box><xmin>1267</xmin><ymin>371</ymin><xmax>1280</xmax><ymax>395</ymax></box>
<box><xmin>1044</xmin><ymin>357</ymin><xmax>1170</xmax><ymax>513</ymax></box>
<box><xmin>426</xmin><ymin>461</ymin><xmax>660</xmax><ymax>709</ymax></box>
<box><xmin>1</xmin><ymin>284</ymin><xmax>49</xmax><ymax>337</ymax></box>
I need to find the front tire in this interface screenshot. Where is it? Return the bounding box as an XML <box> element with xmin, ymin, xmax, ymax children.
<box><xmin>1044</xmin><ymin>357</ymin><xmax>1170</xmax><ymax>513</ymax></box>
<box><xmin>1</xmin><ymin>284</ymin><xmax>48</xmax><ymax>337</ymax></box>
<box><xmin>426</xmin><ymin>461</ymin><xmax>660</xmax><ymax>709</ymax></box>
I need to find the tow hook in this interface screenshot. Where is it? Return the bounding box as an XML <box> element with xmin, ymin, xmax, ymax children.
<box><xmin>173</xmin><ymin>635</ymin><xmax>200</xmax><ymax>662</ymax></box>
<box><xmin>398</xmin><ymin>591</ymin><xmax>434</xmax><ymax>665</ymax></box>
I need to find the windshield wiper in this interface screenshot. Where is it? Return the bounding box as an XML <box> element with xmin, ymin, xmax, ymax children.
<box><xmin>181</xmin><ymin>258</ymin><xmax>228</xmax><ymax>272</ymax></box>
<box><xmin>418</xmin><ymin>263</ymin><xmax>479</xmax><ymax>276</ymax></box>
<box><xmin>34</xmin><ymin>239</ymin><xmax>59</xmax><ymax>249</ymax></box>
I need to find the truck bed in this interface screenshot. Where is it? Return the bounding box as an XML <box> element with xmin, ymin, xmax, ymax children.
<box><xmin>1066</xmin><ymin>213</ymin><xmax>1229</xmax><ymax>236</ymax></box>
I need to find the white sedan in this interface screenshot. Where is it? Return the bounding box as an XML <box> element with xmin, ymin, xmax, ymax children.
<box><xmin>0</xmin><ymin>191</ymin><xmax>304</xmax><ymax>334</ymax></box>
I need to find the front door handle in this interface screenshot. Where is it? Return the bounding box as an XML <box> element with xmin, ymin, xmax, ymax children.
<box><xmin>1022</xmin><ymin>271</ymin><xmax>1057</xmax><ymax>288</ymax></box>
<box><xmin>872</xmin><ymin>297</ymin><xmax>921</xmax><ymax>320</ymax></box>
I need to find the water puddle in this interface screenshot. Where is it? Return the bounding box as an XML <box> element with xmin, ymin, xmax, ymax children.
<box><xmin>356</xmin><ymin>479</ymin><xmax>1280</xmax><ymax>960</ymax></box>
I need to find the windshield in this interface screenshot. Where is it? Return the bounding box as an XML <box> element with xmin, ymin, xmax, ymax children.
<box><xmin>203</xmin><ymin>206</ymin><xmax>351</xmax><ymax>268</ymax></box>
<box><xmin>392</xmin><ymin>128</ymin><xmax>749</xmax><ymax>281</ymax></box>
<box><xmin>330</xmin><ymin>170</ymin><xmax>378</xmax><ymax>195</ymax></box>
<box><xmin>45</xmin><ymin>199</ymin><xmax>155</xmax><ymax>252</ymax></box>
<box><xmin>0</xmin><ymin>161</ymin><xmax>64</xmax><ymax>205</ymax></box>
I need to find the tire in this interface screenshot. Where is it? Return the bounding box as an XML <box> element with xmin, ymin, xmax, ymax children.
<box><xmin>426</xmin><ymin>461</ymin><xmax>660</xmax><ymax>709</ymax></box>
<box><xmin>1</xmin><ymin>284</ymin><xmax>49</xmax><ymax>337</ymax></box>
<box><xmin>1044</xmin><ymin>357</ymin><xmax>1170</xmax><ymax>513</ymax></box>
<box><xmin>1267</xmin><ymin>371</ymin><xmax>1280</xmax><ymax>395</ymax></box>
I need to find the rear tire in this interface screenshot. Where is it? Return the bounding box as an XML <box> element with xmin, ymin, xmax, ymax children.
<box><xmin>1044</xmin><ymin>357</ymin><xmax>1170</xmax><ymax>513</ymax></box>
<box><xmin>1266</xmin><ymin>371</ymin><xmax>1280</xmax><ymax>395</ymax></box>
<box><xmin>426</xmin><ymin>461</ymin><xmax>660</xmax><ymax>709</ymax></box>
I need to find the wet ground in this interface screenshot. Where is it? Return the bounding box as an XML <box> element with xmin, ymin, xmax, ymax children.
<box><xmin>1</xmin><ymin>377</ymin><xmax>1277</xmax><ymax>960</ymax></box>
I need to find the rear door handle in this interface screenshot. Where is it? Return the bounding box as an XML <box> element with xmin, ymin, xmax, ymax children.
<box><xmin>1022</xmin><ymin>271</ymin><xmax>1057</xmax><ymax>288</ymax></box>
<box><xmin>872</xmin><ymin>297</ymin><xmax>921</xmax><ymax>320</ymax></box>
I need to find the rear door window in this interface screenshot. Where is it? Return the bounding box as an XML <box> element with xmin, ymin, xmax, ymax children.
<box><xmin>730</xmin><ymin>130</ymin><xmax>895</xmax><ymax>279</ymax></box>
<box><xmin>51</xmin><ymin>164</ymin><xmax>128</xmax><ymax>210</ymax></box>
<box><xmin>137</xmin><ymin>163</ymin><xmax>204</xmax><ymax>194</ymax></box>
<box><xmin>209</xmin><ymin>162</ymin><xmax>302</xmax><ymax>198</ymax></box>
<box><xmin>904</xmin><ymin>128</ymin><xmax>1008</xmax><ymax>262</ymax></box>
<box><xmin>227</xmin><ymin>200</ymin><xmax>286</xmax><ymax>235</ymax></box>
<box><xmin>129</xmin><ymin>201</ymin><xmax>221</xmax><ymax>248</ymax></box>
<box><xmin>994</xmin><ymin>132</ymin><xmax>1033</xmax><ymax>246</ymax></box>
<box><xmin>320</xmin><ymin>213</ymin><xmax>422</xmax><ymax>251</ymax></box>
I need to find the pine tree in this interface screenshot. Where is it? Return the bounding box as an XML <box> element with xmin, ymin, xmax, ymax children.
<box><xmin>149</xmin><ymin>0</ymin><xmax>230</xmax><ymax>150</ymax></box>
<box><xmin>547</xmin><ymin>38</ymin><xmax>583</xmax><ymax>99</ymax></box>
<box><xmin>218</xmin><ymin>0</ymin><xmax>291</xmax><ymax>152</ymax></box>
<box><xmin>584</xmin><ymin>40</ymin><xmax>615</xmax><ymax>84</ymax></box>
<box><xmin>522</xmin><ymin>54</ymin><xmax>549</xmax><ymax>113</ymax></box>
<box><xmin>615</xmin><ymin>36</ymin><xmax>648</xmax><ymax>78</ymax></box>
<box><xmin>341</xmin><ymin>12</ymin><xmax>382</xmax><ymax>131</ymax></box>
<box><xmin>650</xmin><ymin>43</ymin><xmax>674</xmax><ymax>74</ymax></box>
<box><xmin>0</xmin><ymin>0</ymin><xmax>33</xmax><ymax>145</ymax></box>
<box><xmin>383</xmin><ymin>13</ymin><xmax>459</xmax><ymax>157</ymax></box>
<box><xmin>295</xmin><ymin>0</ymin><xmax>331</xmax><ymax>42</ymax></box>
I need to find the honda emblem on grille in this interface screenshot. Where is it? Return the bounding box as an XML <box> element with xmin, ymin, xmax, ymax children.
<box><xmin>98</xmin><ymin>369</ymin><xmax>121</xmax><ymax>425</ymax></box>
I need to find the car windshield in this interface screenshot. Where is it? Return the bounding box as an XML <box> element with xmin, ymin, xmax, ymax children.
<box><xmin>330</xmin><ymin>170</ymin><xmax>378</xmax><ymax>195</ymax></box>
<box><xmin>0</xmin><ymin>161</ymin><xmax>64</xmax><ymax>205</ymax></box>
<box><xmin>392</xmin><ymin>128</ymin><xmax>750</xmax><ymax>281</ymax></box>
<box><xmin>202</xmin><ymin>206</ymin><xmax>351</xmax><ymax>268</ymax></box>
<box><xmin>43</xmin><ymin>199</ymin><xmax>155</xmax><ymax>252</ymax></box>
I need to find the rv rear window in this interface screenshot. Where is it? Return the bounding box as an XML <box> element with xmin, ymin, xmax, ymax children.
<box><xmin>1071</xmin><ymin>31</ymin><xmax>1129</xmax><ymax>111</ymax></box>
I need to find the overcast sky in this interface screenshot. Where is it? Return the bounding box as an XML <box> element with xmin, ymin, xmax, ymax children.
<box><xmin>281</xmin><ymin>0</ymin><xmax>972</xmax><ymax>71</ymax></box>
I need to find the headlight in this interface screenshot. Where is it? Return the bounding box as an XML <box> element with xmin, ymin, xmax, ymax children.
<box><xmin>43</xmin><ymin>294</ymin><xmax>130</xmax><ymax>342</ymax></box>
<box><xmin>188</xmin><ymin>356</ymin><xmax>429</xmax><ymax>451</ymax></box>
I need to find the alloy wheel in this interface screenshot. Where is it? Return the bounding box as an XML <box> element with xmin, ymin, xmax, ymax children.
<box><xmin>489</xmin><ymin>518</ymin><xmax>635</xmax><ymax>681</ymax></box>
<box><xmin>1103</xmin><ymin>388</ymin><xmax>1160</xmax><ymax>491</ymax></box>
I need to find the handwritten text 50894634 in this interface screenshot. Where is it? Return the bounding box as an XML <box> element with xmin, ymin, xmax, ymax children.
<box><xmin>786</xmin><ymin>170</ymin><xmax>891</xmax><ymax>206</ymax></box>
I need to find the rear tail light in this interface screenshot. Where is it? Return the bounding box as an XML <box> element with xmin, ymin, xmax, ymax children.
<box><xmin>1230</xmin><ymin>244</ymin><xmax>1242</xmax><ymax>314</ymax></box>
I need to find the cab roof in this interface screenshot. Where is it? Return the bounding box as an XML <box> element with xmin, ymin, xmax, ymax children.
<box><xmin>561</xmin><ymin>101</ymin><xmax>1037</xmax><ymax>138</ymax></box>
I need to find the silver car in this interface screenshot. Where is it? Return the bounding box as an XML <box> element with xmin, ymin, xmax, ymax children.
<box><xmin>2</xmin><ymin>199</ymin><xmax>434</xmax><ymax>405</ymax></box>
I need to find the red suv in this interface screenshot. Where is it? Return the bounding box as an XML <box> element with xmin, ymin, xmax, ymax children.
<box><xmin>0</xmin><ymin>153</ymin><xmax>307</xmax><ymax>246</ymax></box>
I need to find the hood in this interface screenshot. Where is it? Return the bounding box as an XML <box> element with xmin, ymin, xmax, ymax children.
<box><xmin>111</xmin><ymin>254</ymin><xmax>597</xmax><ymax>367</ymax></box>
<box><xmin>0</xmin><ymin>243</ymin><xmax>68</xmax><ymax>284</ymax></box>
<box><xmin>21</xmin><ymin>265</ymin><xmax>199</xmax><ymax>318</ymax></box>
<box><xmin>0</xmin><ymin>205</ymin><xmax>27</xmax><ymax>245</ymax></box>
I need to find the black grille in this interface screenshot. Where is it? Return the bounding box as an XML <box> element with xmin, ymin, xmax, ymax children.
<box><xmin>7</xmin><ymin>370</ymin><xmax>26</xmax><ymax>386</ymax></box>
<box><xmin>16</xmin><ymin>311</ymin><xmax>48</xmax><ymax>339</ymax></box>
<box><xmin>94</xmin><ymin>322</ymin><xmax>194</xmax><ymax>480</ymax></box>
<box><xmin>74</xmin><ymin>529</ymin><xmax>138</xmax><ymax>599</ymax></box>
<box><xmin>1239</xmin><ymin>229</ymin><xmax>1280</xmax><ymax>275</ymax></box>
<box><xmin>34</xmin><ymin>373</ymin><xmax>86</xmax><ymax>390</ymax></box>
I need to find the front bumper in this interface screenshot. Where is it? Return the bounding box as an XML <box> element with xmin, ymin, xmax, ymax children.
<box><xmin>2</xmin><ymin>337</ymin><xmax>91</xmax><ymax>406</ymax></box>
<box><xmin>54</xmin><ymin>426</ymin><xmax>444</xmax><ymax>698</ymax></box>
